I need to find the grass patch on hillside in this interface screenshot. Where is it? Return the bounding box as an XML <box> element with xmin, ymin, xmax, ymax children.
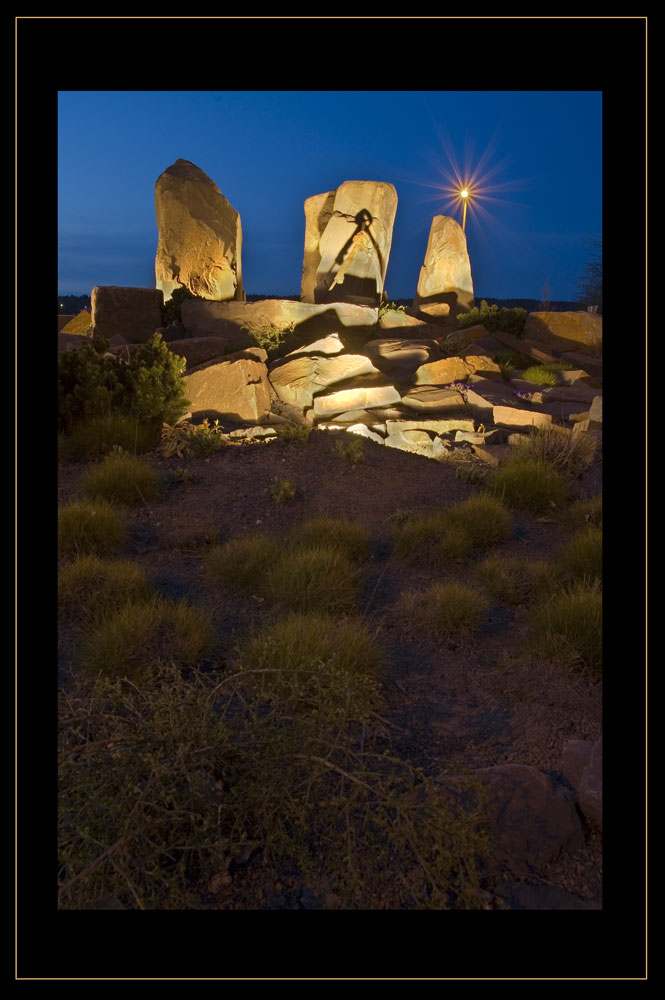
<box><xmin>83</xmin><ymin>451</ymin><xmax>162</xmax><ymax>506</ymax></box>
<box><xmin>58</xmin><ymin>414</ymin><xmax>161</xmax><ymax>461</ymax></box>
<box><xmin>395</xmin><ymin>582</ymin><xmax>490</xmax><ymax>640</ymax></box>
<box><xmin>392</xmin><ymin>495</ymin><xmax>511</xmax><ymax>567</ymax></box>
<box><xmin>492</xmin><ymin>456</ymin><xmax>568</xmax><ymax>513</ymax></box>
<box><xmin>204</xmin><ymin>534</ymin><xmax>281</xmax><ymax>593</ymax></box>
<box><xmin>559</xmin><ymin>494</ymin><xmax>602</xmax><ymax>529</ymax></box>
<box><xmin>520</xmin><ymin>365</ymin><xmax>561</xmax><ymax>386</ymax></box>
<box><xmin>474</xmin><ymin>555</ymin><xmax>556</xmax><ymax>606</ymax></box>
<box><xmin>263</xmin><ymin>545</ymin><xmax>362</xmax><ymax>613</ymax></box>
<box><xmin>510</xmin><ymin>425</ymin><xmax>596</xmax><ymax>483</ymax></box>
<box><xmin>58</xmin><ymin>555</ymin><xmax>153</xmax><ymax>626</ymax></box>
<box><xmin>289</xmin><ymin>516</ymin><xmax>372</xmax><ymax>562</ymax></box>
<box><xmin>555</xmin><ymin>527</ymin><xmax>603</xmax><ymax>585</ymax></box>
<box><xmin>529</xmin><ymin>580</ymin><xmax>602</xmax><ymax>679</ymax></box>
<box><xmin>78</xmin><ymin>596</ymin><xmax>216</xmax><ymax>679</ymax></box>
<box><xmin>58</xmin><ymin>500</ymin><xmax>128</xmax><ymax>559</ymax></box>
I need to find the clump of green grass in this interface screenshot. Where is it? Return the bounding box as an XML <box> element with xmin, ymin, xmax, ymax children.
<box><xmin>559</xmin><ymin>494</ymin><xmax>602</xmax><ymax>529</ymax></box>
<box><xmin>58</xmin><ymin>414</ymin><xmax>160</xmax><ymax>461</ymax></box>
<box><xmin>530</xmin><ymin>580</ymin><xmax>602</xmax><ymax>678</ymax></box>
<box><xmin>395</xmin><ymin>581</ymin><xmax>490</xmax><ymax>640</ymax></box>
<box><xmin>334</xmin><ymin>436</ymin><xmax>364</xmax><ymax>466</ymax></box>
<box><xmin>267</xmin><ymin>476</ymin><xmax>297</xmax><ymax>503</ymax></box>
<box><xmin>445</xmin><ymin>495</ymin><xmax>513</xmax><ymax>549</ymax></box>
<box><xmin>78</xmin><ymin>596</ymin><xmax>216</xmax><ymax>679</ymax></box>
<box><xmin>83</xmin><ymin>451</ymin><xmax>162</xmax><ymax>506</ymax></box>
<box><xmin>58</xmin><ymin>555</ymin><xmax>153</xmax><ymax>625</ymax></box>
<box><xmin>263</xmin><ymin>545</ymin><xmax>362</xmax><ymax>613</ymax></box>
<box><xmin>275</xmin><ymin>422</ymin><xmax>311</xmax><ymax>442</ymax></box>
<box><xmin>520</xmin><ymin>365</ymin><xmax>561</xmax><ymax>386</ymax></box>
<box><xmin>203</xmin><ymin>534</ymin><xmax>280</xmax><ymax>593</ymax></box>
<box><xmin>492</xmin><ymin>456</ymin><xmax>568</xmax><ymax>513</ymax></box>
<box><xmin>495</xmin><ymin>348</ymin><xmax>535</xmax><ymax>371</ymax></box>
<box><xmin>58</xmin><ymin>499</ymin><xmax>128</xmax><ymax>559</ymax></box>
<box><xmin>392</xmin><ymin>511</ymin><xmax>474</xmax><ymax>567</ymax></box>
<box><xmin>555</xmin><ymin>527</ymin><xmax>602</xmax><ymax>585</ymax></box>
<box><xmin>236</xmin><ymin>611</ymin><xmax>386</xmax><ymax>716</ymax></box>
<box><xmin>474</xmin><ymin>555</ymin><xmax>556</xmax><ymax>605</ymax></box>
<box><xmin>289</xmin><ymin>516</ymin><xmax>372</xmax><ymax>562</ymax></box>
<box><xmin>511</xmin><ymin>425</ymin><xmax>596</xmax><ymax>482</ymax></box>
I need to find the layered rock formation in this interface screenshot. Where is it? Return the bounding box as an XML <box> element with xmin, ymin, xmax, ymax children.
<box><xmin>154</xmin><ymin>159</ymin><xmax>244</xmax><ymax>303</ymax></box>
<box><xmin>301</xmin><ymin>181</ymin><xmax>398</xmax><ymax>307</ymax></box>
<box><xmin>413</xmin><ymin>215</ymin><xmax>474</xmax><ymax>321</ymax></box>
<box><xmin>91</xmin><ymin>286</ymin><xmax>164</xmax><ymax>344</ymax></box>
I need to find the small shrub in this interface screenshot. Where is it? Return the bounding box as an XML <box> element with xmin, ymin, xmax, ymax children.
<box><xmin>555</xmin><ymin>527</ymin><xmax>602</xmax><ymax>585</ymax></box>
<box><xmin>78</xmin><ymin>596</ymin><xmax>216</xmax><ymax>678</ymax></box>
<box><xmin>275</xmin><ymin>422</ymin><xmax>311</xmax><ymax>443</ymax></box>
<box><xmin>263</xmin><ymin>545</ymin><xmax>362</xmax><ymax>613</ymax></box>
<box><xmin>161</xmin><ymin>286</ymin><xmax>199</xmax><ymax>326</ymax></box>
<box><xmin>83</xmin><ymin>451</ymin><xmax>162</xmax><ymax>506</ymax></box>
<box><xmin>334</xmin><ymin>436</ymin><xmax>364</xmax><ymax>466</ymax></box>
<box><xmin>267</xmin><ymin>477</ymin><xmax>297</xmax><ymax>503</ymax></box>
<box><xmin>395</xmin><ymin>582</ymin><xmax>490</xmax><ymax>640</ymax></box>
<box><xmin>58</xmin><ymin>413</ymin><xmax>160</xmax><ymax>461</ymax></box>
<box><xmin>204</xmin><ymin>534</ymin><xmax>280</xmax><ymax>593</ymax></box>
<box><xmin>520</xmin><ymin>365</ymin><xmax>561</xmax><ymax>387</ymax></box>
<box><xmin>511</xmin><ymin>426</ymin><xmax>596</xmax><ymax>482</ymax></box>
<box><xmin>241</xmin><ymin>322</ymin><xmax>296</xmax><ymax>358</ymax></box>
<box><xmin>530</xmin><ymin>580</ymin><xmax>602</xmax><ymax>678</ymax></box>
<box><xmin>58</xmin><ymin>500</ymin><xmax>127</xmax><ymax>559</ymax></box>
<box><xmin>457</xmin><ymin>301</ymin><xmax>527</xmax><ymax>336</ymax></box>
<box><xmin>161</xmin><ymin>418</ymin><xmax>227</xmax><ymax>458</ymax></box>
<box><xmin>474</xmin><ymin>555</ymin><xmax>556</xmax><ymax>605</ymax></box>
<box><xmin>58</xmin><ymin>555</ymin><xmax>152</xmax><ymax>625</ymax></box>
<box><xmin>289</xmin><ymin>516</ymin><xmax>372</xmax><ymax>562</ymax></box>
<box><xmin>492</xmin><ymin>457</ymin><xmax>567</xmax><ymax>513</ymax></box>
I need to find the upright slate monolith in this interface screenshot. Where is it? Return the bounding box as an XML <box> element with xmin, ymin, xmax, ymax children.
<box><xmin>154</xmin><ymin>159</ymin><xmax>244</xmax><ymax>303</ymax></box>
<box><xmin>301</xmin><ymin>181</ymin><xmax>398</xmax><ymax>307</ymax></box>
<box><xmin>413</xmin><ymin>215</ymin><xmax>474</xmax><ymax>321</ymax></box>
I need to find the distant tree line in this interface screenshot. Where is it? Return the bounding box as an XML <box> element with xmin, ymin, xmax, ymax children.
<box><xmin>58</xmin><ymin>295</ymin><xmax>91</xmax><ymax>314</ymax></box>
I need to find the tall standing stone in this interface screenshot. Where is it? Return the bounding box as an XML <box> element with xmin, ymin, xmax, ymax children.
<box><xmin>154</xmin><ymin>159</ymin><xmax>244</xmax><ymax>303</ymax></box>
<box><xmin>413</xmin><ymin>215</ymin><xmax>474</xmax><ymax>320</ymax></box>
<box><xmin>301</xmin><ymin>181</ymin><xmax>398</xmax><ymax>307</ymax></box>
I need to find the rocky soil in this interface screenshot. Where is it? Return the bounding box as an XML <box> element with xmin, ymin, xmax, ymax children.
<box><xmin>57</xmin><ymin>428</ymin><xmax>603</xmax><ymax>910</ymax></box>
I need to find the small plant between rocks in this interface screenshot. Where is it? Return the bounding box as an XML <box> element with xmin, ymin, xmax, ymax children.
<box><xmin>267</xmin><ymin>476</ymin><xmax>297</xmax><ymax>504</ymax></box>
<box><xmin>334</xmin><ymin>436</ymin><xmax>364</xmax><ymax>466</ymax></box>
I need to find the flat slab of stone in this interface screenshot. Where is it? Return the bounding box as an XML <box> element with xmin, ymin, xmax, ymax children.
<box><xmin>91</xmin><ymin>286</ymin><xmax>164</xmax><ymax>345</ymax></box>
<box><xmin>287</xmin><ymin>333</ymin><xmax>346</xmax><ymax>356</ymax></box>
<box><xmin>400</xmin><ymin>386</ymin><xmax>469</xmax><ymax>413</ymax></box>
<box><xmin>525</xmin><ymin>311</ymin><xmax>602</xmax><ymax>358</ymax></box>
<box><xmin>532</xmin><ymin>383</ymin><xmax>600</xmax><ymax>405</ymax></box>
<box><xmin>312</xmin><ymin>380</ymin><xmax>401</xmax><ymax>417</ymax></box>
<box><xmin>385</xmin><ymin>429</ymin><xmax>448</xmax><ymax>460</ymax></box>
<box><xmin>415</xmin><ymin>356</ymin><xmax>473</xmax><ymax>386</ymax></box>
<box><xmin>471</xmin><ymin>443</ymin><xmax>512</xmax><ymax>467</ymax></box>
<box><xmin>558</xmin><ymin>368</ymin><xmax>602</xmax><ymax>389</ymax></box>
<box><xmin>492</xmin><ymin>405</ymin><xmax>553</xmax><ymax>430</ymax></box>
<box><xmin>486</xmin><ymin>328</ymin><xmax>558</xmax><ymax>365</ymax></box>
<box><xmin>377</xmin><ymin>310</ymin><xmax>428</xmax><ymax>329</ymax></box>
<box><xmin>589</xmin><ymin>395</ymin><xmax>602</xmax><ymax>425</ymax></box>
<box><xmin>462</xmin><ymin>355</ymin><xmax>503</xmax><ymax>380</ymax></box>
<box><xmin>364</xmin><ymin>338</ymin><xmax>442</xmax><ymax>373</ymax></box>
<box><xmin>183</xmin><ymin>347</ymin><xmax>271</xmax><ymax>423</ymax></box>
<box><xmin>269</xmin><ymin>353</ymin><xmax>380</xmax><ymax>409</ymax></box>
<box><xmin>387</xmin><ymin>417</ymin><xmax>475</xmax><ymax>435</ymax></box>
<box><xmin>560</xmin><ymin>351</ymin><xmax>603</xmax><ymax>377</ymax></box>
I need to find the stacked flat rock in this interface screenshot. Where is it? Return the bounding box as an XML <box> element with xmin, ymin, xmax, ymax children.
<box><xmin>301</xmin><ymin>180</ymin><xmax>398</xmax><ymax>307</ymax></box>
<box><xmin>155</xmin><ymin>159</ymin><xmax>244</xmax><ymax>303</ymax></box>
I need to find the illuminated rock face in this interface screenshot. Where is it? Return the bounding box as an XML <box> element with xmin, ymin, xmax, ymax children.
<box><xmin>524</xmin><ymin>311</ymin><xmax>602</xmax><ymax>358</ymax></box>
<box><xmin>413</xmin><ymin>215</ymin><xmax>474</xmax><ymax>320</ymax></box>
<box><xmin>183</xmin><ymin>347</ymin><xmax>271</xmax><ymax>424</ymax></box>
<box><xmin>301</xmin><ymin>181</ymin><xmax>398</xmax><ymax>307</ymax></box>
<box><xmin>154</xmin><ymin>159</ymin><xmax>244</xmax><ymax>304</ymax></box>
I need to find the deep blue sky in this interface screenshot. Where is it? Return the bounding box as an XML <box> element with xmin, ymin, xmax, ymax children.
<box><xmin>58</xmin><ymin>90</ymin><xmax>601</xmax><ymax>301</ymax></box>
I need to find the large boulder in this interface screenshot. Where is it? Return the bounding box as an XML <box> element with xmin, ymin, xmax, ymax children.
<box><xmin>154</xmin><ymin>158</ymin><xmax>244</xmax><ymax>304</ymax></box>
<box><xmin>363</xmin><ymin>338</ymin><xmax>443</xmax><ymax>375</ymax></box>
<box><xmin>268</xmin><ymin>353</ymin><xmax>379</xmax><ymax>410</ymax></box>
<box><xmin>524</xmin><ymin>311</ymin><xmax>602</xmax><ymax>358</ymax></box>
<box><xmin>91</xmin><ymin>286</ymin><xmax>164</xmax><ymax>344</ymax></box>
<box><xmin>181</xmin><ymin>297</ymin><xmax>378</xmax><ymax>350</ymax></box>
<box><xmin>311</xmin><ymin>376</ymin><xmax>401</xmax><ymax>418</ymax></box>
<box><xmin>182</xmin><ymin>347</ymin><xmax>271</xmax><ymax>424</ymax></box>
<box><xmin>412</xmin><ymin>215</ymin><xmax>474</xmax><ymax>321</ymax></box>
<box><xmin>437</xmin><ymin>764</ymin><xmax>585</xmax><ymax>874</ymax></box>
<box><xmin>304</xmin><ymin>180</ymin><xmax>398</xmax><ymax>307</ymax></box>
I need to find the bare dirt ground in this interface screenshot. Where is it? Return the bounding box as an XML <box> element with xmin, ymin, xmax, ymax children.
<box><xmin>57</xmin><ymin>429</ymin><xmax>603</xmax><ymax>909</ymax></box>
